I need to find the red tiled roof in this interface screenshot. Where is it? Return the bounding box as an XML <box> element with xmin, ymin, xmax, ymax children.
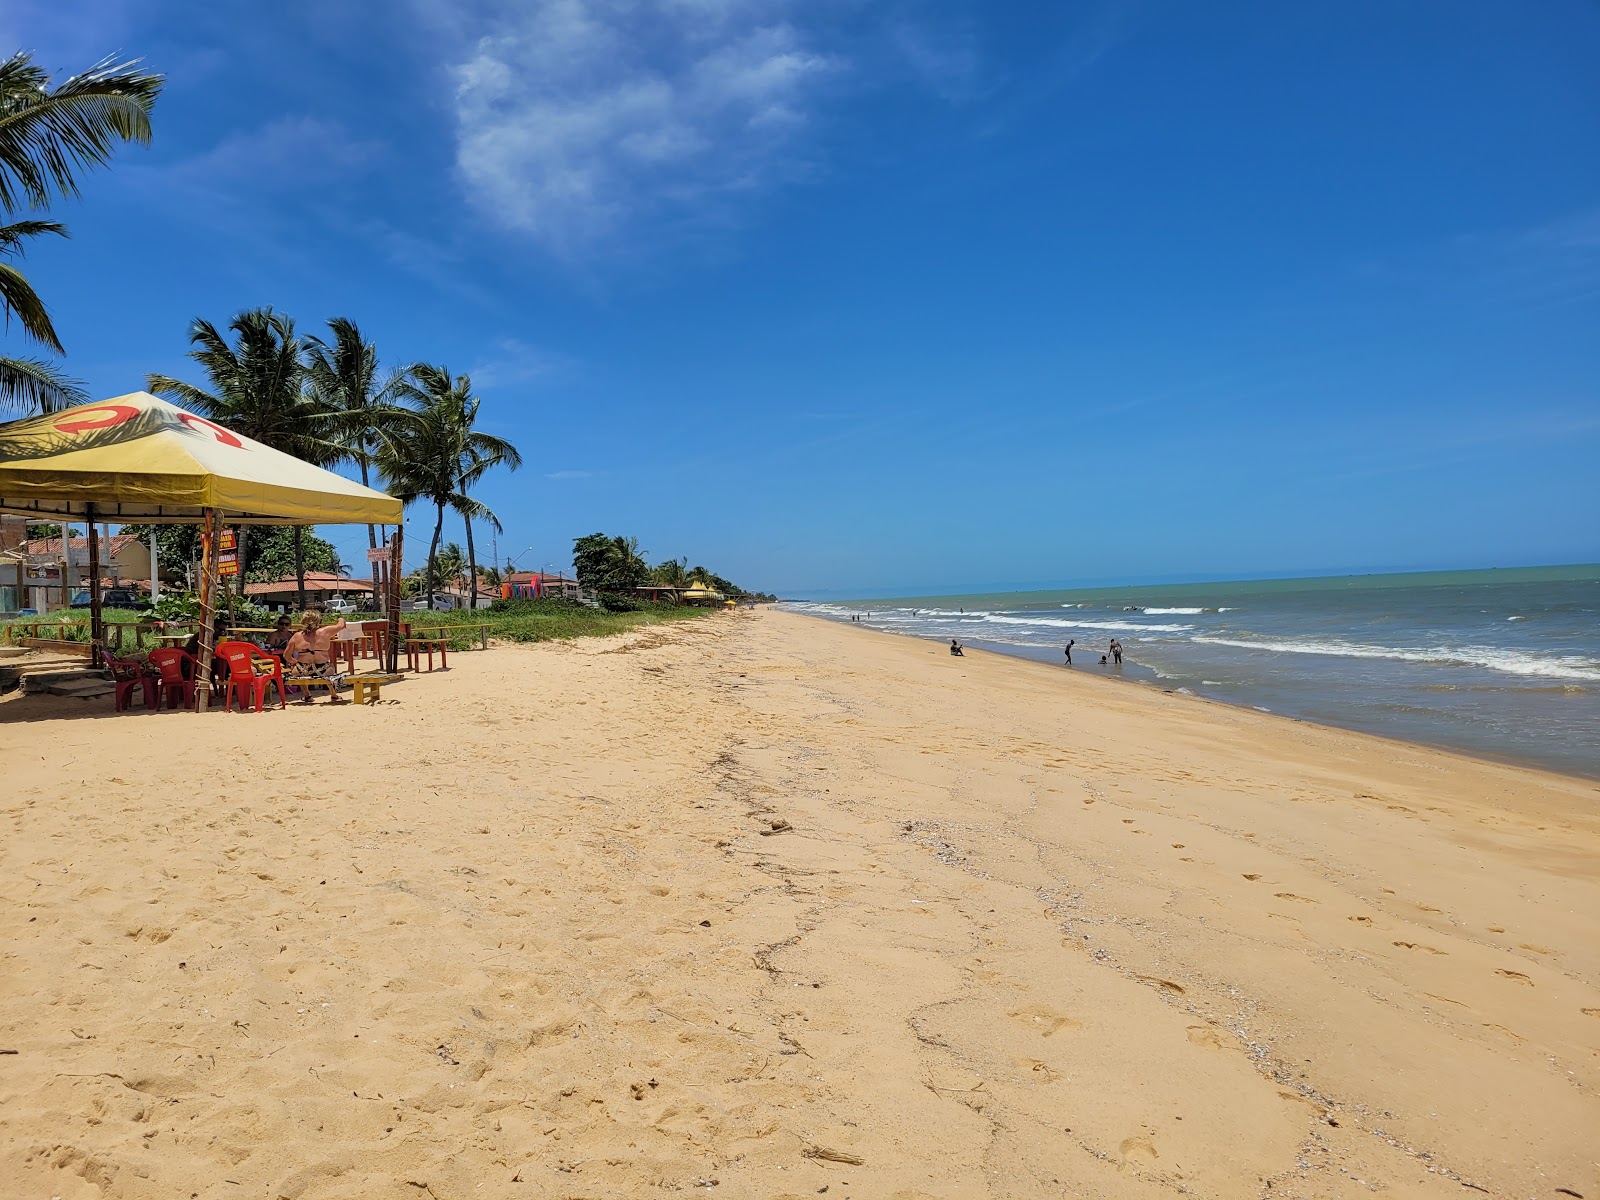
<box><xmin>242</xmin><ymin>573</ymin><xmax>375</xmax><ymax>596</ymax></box>
<box><xmin>24</xmin><ymin>533</ymin><xmax>143</xmax><ymax>557</ymax></box>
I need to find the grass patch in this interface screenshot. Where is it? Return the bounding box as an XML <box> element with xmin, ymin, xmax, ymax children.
<box><xmin>2</xmin><ymin>608</ymin><xmax>158</xmax><ymax>647</ymax></box>
<box><xmin>2</xmin><ymin>599</ymin><xmax>715</xmax><ymax>653</ymax></box>
<box><xmin>387</xmin><ymin>598</ymin><xmax>711</xmax><ymax>650</ymax></box>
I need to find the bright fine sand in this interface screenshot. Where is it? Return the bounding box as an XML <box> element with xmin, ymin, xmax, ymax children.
<box><xmin>2</xmin><ymin>610</ymin><xmax>1597</xmax><ymax>1200</ymax></box>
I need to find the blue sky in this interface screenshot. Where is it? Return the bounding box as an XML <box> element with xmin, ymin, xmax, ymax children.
<box><xmin>6</xmin><ymin>0</ymin><xmax>1598</xmax><ymax>597</ymax></box>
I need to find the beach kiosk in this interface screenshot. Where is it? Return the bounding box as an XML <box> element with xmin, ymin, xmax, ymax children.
<box><xmin>0</xmin><ymin>392</ymin><xmax>405</xmax><ymax>700</ymax></box>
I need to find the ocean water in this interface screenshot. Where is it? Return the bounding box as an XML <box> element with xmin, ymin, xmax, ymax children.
<box><xmin>784</xmin><ymin>566</ymin><xmax>1600</xmax><ymax>779</ymax></box>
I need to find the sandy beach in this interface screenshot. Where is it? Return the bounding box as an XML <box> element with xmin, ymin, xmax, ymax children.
<box><xmin>2</xmin><ymin>608</ymin><xmax>1596</xmax><ymax>1200</ymax></box>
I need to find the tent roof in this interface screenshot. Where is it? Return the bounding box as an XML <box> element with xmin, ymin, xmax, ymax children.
<box><xmin>0</xmin><ymin>392</ymin><xmax>403</xmax><ymax>525</ymax></box>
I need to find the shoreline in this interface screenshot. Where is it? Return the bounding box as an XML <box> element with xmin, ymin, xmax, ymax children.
<box><xmin>3</xmin><ymin>608</ymin><xmax>1596</xmax><ymax>1197</ymax></box>
<box><xmin>787</xmin><ymin>606</ymin><xmax>1600</xmax><ymax>784</ymax></box>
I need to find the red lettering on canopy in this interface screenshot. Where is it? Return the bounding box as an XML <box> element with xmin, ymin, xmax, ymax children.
<box><xmin>52</xmin><ymin>404</ymin><xmax>138</xmax><ymax>434</ymax></box>
<box><xmin>177</xmin><ymin>412</ymin><xmax>244</xmax><ymax>448</ymax></box>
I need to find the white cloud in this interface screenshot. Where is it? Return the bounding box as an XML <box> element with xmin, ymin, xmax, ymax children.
<box><xmin>429</xmin><ymin>0</ymin><xmax>836</xmax><ymax>252</ymax></box>
<box><xmin>468</xmin><ymin>337</ymin><xmax>568</xmax><ymax>390</ymax></box>
<box><xmin>545</xmin><ymin>469</ymin><xmax>593</xmax><ymax>480</ymax></box>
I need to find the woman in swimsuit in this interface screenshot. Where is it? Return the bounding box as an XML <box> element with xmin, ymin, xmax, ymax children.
<box><xmin>283</xmin><ymin>612</ymin><xmax>348</xmax><ymax>703</ymax></box>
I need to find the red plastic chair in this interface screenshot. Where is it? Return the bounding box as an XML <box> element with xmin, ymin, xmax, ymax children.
<box><xmin>147</xmin><ymin>648</ymin><xmax>198</xmax><ymax>710</ymax></box>
<box><xmin>104</xmin><ymin>652</ymin><xmax>158</xmax><ymax>713</ymax></box>
<box><xmin>216</xmin><ymin>640</ymin><xmax>286</xmax><ymax>713</ymax></box>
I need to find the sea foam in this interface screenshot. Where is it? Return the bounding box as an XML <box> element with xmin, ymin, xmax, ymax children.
<box><xmin>1191</xmin><ymin>635</ymin><xmax>1599</xmax><ymax>683</ymax></box>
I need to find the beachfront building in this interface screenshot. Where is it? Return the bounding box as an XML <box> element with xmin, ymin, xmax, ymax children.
<box><xmin>243</xmin><ymin>571</ymin><xmax>375</xmax><ymax>611</ymax></box>
<box><xmin>417</xmin><ymin>582</ymin><xmax>498</xmax><ymax>611</ymax></box>
<box><xmin>5</xmin><ymin>529</ymin><xmax>156</xmax><ymax>611</ymax></box>
<box><xmin>501</xmin><ymin>570</ymin><xmax>580</xmax><ymax>601</ymax></box>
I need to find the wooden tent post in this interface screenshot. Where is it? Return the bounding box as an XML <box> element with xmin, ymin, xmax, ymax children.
<box><xmin>196</xmin><ymin>508</ymin><xmax>219</xmax><ymax>711</ymax></box>
<box><xmin>86</xmin><ymin>504</ymin><xmax>103</xmax><ymax>663</ymax></box>
<box><xmin>386</xmin><ymin>525</ymin><xmax>403</xmax><ymax>674</ymax></box>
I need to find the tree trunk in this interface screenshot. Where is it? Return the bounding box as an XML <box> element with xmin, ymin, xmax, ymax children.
<box><xmin>427</xmin><ymin>502</ymin><xmax>444</xmax><ymax>611</ymax></box>
<box><xmin>464</xmin><ymin>511</ymin><xmax>478</xmax><ymax>612</ymax></box>
<box><xmin>293</xmin><ymin>525</ymin><xmax>307</xmax><ymax>611</ymax></box>
<box><xmin>360</xmin><ymin>450</ymin><xmax>377</xmax><ymax>551</ymax></box>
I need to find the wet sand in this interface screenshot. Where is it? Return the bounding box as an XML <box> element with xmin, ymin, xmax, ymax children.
<box><xmin>1</xmin><ymin>608</ymin><xmax>1596</xmax><ymax>1199</ymax></box>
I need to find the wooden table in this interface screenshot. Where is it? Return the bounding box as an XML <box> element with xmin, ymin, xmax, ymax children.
<box><xmin>405</xmin><ymin>635</ymin><xmax>450</xmax><ymax>672</ymax></box>
<box><xmin>409</xmin><ymin>623</ymin><xmax>492</xmax><ymax>651</ymax></box>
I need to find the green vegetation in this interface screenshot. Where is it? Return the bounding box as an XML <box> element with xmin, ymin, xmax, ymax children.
<box><xmin>1</xmin><ymin>51</ymin><xmax>162</xmax><ymax>412</ymax></box>
<box><xmin>380</xmin><ymin>365</ymin><xmax>521</xmax><ymax>607</ymax></box>
<box><xmin>575</xmin><ymin>532</ymin><xmax>774</xmax><ymax>607</ymax></box>
<box><xmin>393</xmin><ymin>596</ymin><xmax>711</xmax><ymax>650</ymax></box>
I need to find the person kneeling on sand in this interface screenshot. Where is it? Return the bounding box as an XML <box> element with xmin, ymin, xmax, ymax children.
<box><xmin>950</xmin><ymin>638</ymin><xmax>965</xmax><ymax>656</ymax></box>
<box><xmin>284</xmin><ymin>612</ymin><xmax>348</xmax><ymax>704</ymax></box>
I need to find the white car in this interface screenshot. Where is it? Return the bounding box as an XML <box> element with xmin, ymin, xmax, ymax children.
<box><xmin>326</xmin><ymin>597</ymin><xmax>358</xmax><ymax>616</ymax></box>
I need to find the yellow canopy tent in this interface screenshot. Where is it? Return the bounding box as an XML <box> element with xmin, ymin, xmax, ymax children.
<box><xmin>0</xmin><ymin>392</ymin><xmax>406</xmax><ymax>692</ymax></box>
<box><xmin>682</xmin><ymin>583</ymin><xmax>724</xmax><ymax>604</ymax></box>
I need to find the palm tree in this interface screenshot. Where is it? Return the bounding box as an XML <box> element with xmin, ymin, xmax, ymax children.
<box><xmin>436</xmin><ymin>541</ymin><xmax>466</xmax><ymax>595</ymax></box>
<box><xmin>147</xmin><ymin>308</ymin><xmax>335</xmax><ymax>608</ymax></box>
<box><xmin>385</xmin><ymin>365</ymin><xmax>521</xmax><ymax>610</ymax></box>
<box><xmin>303</xmin><ymin>317</ymin><xmax>409</xmax><ymax>552</ymax></box>
<box><xmin>0</xmin><ymin>52</ymin><xmax>162</xmax><ymax>413</ymax></box>
<box><xmin>653</xmin><ymin>557</ymin><xmax>688</xmax><ymax>587</ymax></box>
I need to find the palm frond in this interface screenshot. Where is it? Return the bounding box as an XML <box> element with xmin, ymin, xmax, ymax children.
<box><xmin>0</xmin><ymin>257</ymin><xmax>63</xmax><ymax>351</ymax></box>
<box><xmin>0</xmin><ymin>219</ymin><xmax>67</xmax><ymax>251</ymax></box>
<box><xmin>0</xmin><ymin>52</ymin><xmax>163</xmax><ymax>211</ymax></box>
<box><xmin>0</xmin><ymin>353</ymin><xmax>86</xmax><ymax>414</ymax></box>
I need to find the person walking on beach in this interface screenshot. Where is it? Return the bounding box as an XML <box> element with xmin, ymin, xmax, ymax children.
<box><xmin>1110</xmin><ymin>638</ymin><xmax>1122</xmax><ymax>665</ymax></box>
<box><xmin>1064</xmin><ymin>638</ymin><xmax>1075</xmax><ymax>666</ymax></box>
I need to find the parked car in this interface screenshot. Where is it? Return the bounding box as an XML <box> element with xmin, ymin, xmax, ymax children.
<box><xmin>70</xmin><ymin>587</ymin><xmax>150</xmax><ymax>610</ymax></box>
<box><xmin>325</xmin><ymin>596</ymin><xmax>358</xmax><ymax>616</ymax></box>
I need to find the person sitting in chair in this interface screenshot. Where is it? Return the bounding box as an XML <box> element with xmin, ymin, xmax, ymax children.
<box><xmin>950</xmin><ymin>638</ymin><xmax>965</xmax><ymax>656</ymax></box>
<box><xmin>264</xmin><ymin>614</ymin><xmax>294</xmax><ymax>654</ymax></box>
<box><xmin>283</xmin><ymin>612</ymin><xmax>348</xmax><ymax>704</ymax></box>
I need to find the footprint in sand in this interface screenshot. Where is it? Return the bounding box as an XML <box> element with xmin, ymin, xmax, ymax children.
<box><xmin>1581</xmin><ymin>1008</ymin><xmax>1600</xmax><ymax>1018</ymax></box>
<box><xmin>1118</xmin><ymin>1135</ymin><xmax>1158</xmax><ymax>1163</ymax></box>
<box><xmin>1348</xmin><ymin>915</ymin><xmax>1372</xmax><ymax>925</ymax></box>
<box><xmin>1392</xmin><ymin>941</ymin><xmax>1447</xmax><ymax>955</ymax></box>
<box><xmin>1171</xmin><ymin>843</ymin><xmax>1185</xmax><ymax>849</ymax></box>
<box><xmin>1009</xmin><ymin>1005</ymin><xmax>1082</xmax><ymax>1037</ymax></box>
<box><xmin>1242</xmin><ymin>874</ymin><xmax>1262</xmax><ymax>882</ymax></box>
<box><xmin>1274</xmin><ymin>892</ymin><xmax>1316</xmax><ymax>904</ymax></box>
<box><xmin>1495</xmin><ymin>969</ymin><xmax>1533</xmax><ymax>986</ymax></box>
<box><xmin>1518</xmin><ymin>943</ymin><xmax>1552</xmax><ymax>955</ymax></box>
<box><xmin>1186</xmin><ymin>1025</ymin><xmax>1226</xmax><ymax>1049</ymax></box>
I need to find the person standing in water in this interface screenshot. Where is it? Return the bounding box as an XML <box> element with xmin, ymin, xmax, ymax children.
<box><xmin>1110</xmin><ymin>638</ymin><xmax>1122</xmax><ymax>665</ymax></box>
<box><xmin>1064</xmin><ymin>638</ymin><xmax>1075</xmax><ymax>665</ymax></box>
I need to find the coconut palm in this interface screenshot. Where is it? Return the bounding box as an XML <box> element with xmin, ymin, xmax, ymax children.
<box><xmin>384</xmin><ymin>365</ymin><xmax>520</xmax><ymax>610</ymax></box>
<box><xmin>303</xmin><ymin>317</ymin><xmax>410</xmax><ymax>552</ymax></box>
<box><xmin>435</xmin><ymin>541</ymin><xmax>466</xmax><ymax>595</ymax></box>
<box><xmin>147</xmin><ymin>308</ymin><xmax>336</xmax><ymax>608</ymax></box>
<box><xmin>653</xmin><ymin>557</ymin><xmax>688</xmax><ymax>587</ymax></box>
<box><xmin>0</xmin><ymin>52</ymin><xmax>162</xmax><ymax>413</ymax></box>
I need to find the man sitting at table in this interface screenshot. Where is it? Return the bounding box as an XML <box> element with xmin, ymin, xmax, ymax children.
<box><xmin>283</xmin><ymin>612</ymin><xmax>348</xmax><ymax>704</ymax></box>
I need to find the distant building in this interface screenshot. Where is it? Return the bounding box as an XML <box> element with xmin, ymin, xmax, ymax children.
<box><xmin>7</xmin><ymin>530</ymin><xmax>155</xmax><ymax>611</ymax></box>
<box><xmin>501</xmin><ymin>571</ymin><xmax>580</xmax><ymax>601</ymax></box>
<box><xmin>243</xmin><ymin>572</ymin><xmax>376</xmax><ymax>610</ymax></box>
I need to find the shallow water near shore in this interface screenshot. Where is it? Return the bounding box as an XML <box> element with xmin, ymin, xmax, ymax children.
<box><xmin>786</xmin><ymin>564</ymin><xmax>1600</xmax><ymax>778</ymax></box>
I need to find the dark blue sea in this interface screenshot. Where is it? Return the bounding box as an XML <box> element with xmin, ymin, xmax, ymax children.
<box><xmin>784</xmin><ymin>565</ymin><xmax>1600</xmax><ymax>779</ymax></box>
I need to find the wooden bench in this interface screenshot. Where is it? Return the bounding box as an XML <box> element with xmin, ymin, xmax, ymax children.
<box><xmin>351</xmin><ymin>674</ymin><xmax>401</xmax><ymax>704</ymax></box>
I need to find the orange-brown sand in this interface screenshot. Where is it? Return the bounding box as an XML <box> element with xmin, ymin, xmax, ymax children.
<box><xmin>1</xmin><ymin>608</ymin><xmax>1596</xmax><ymax>1199</ymax></box>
